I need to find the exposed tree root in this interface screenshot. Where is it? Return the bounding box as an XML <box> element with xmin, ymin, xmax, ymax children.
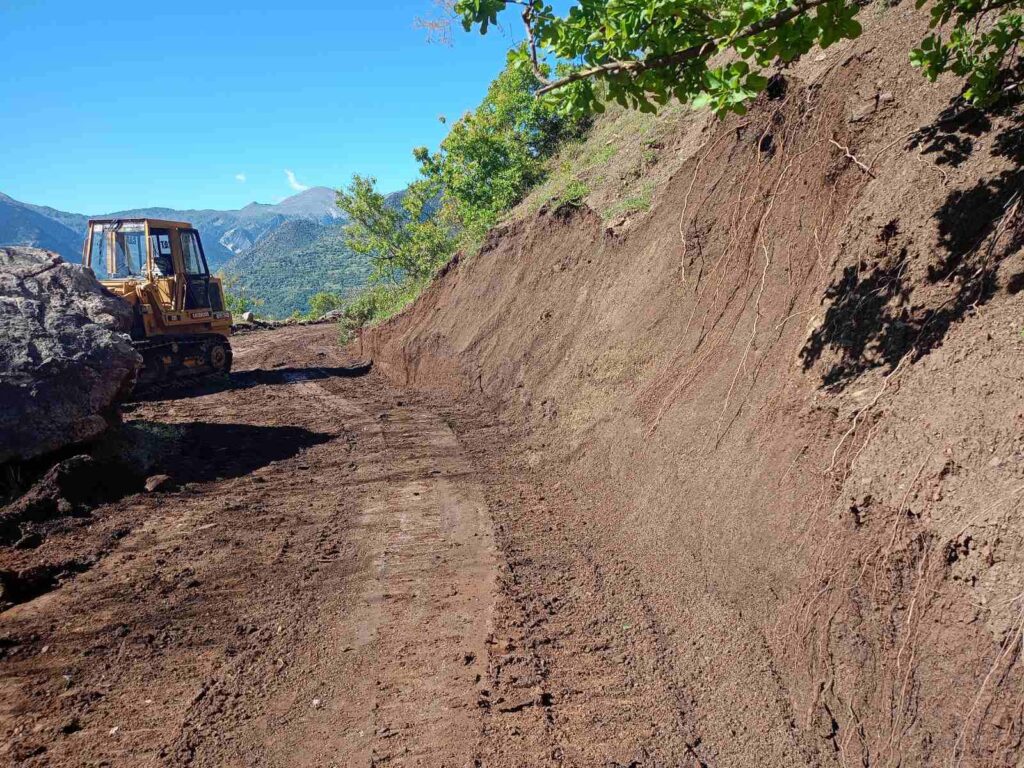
<box><xmin>825</xmin><ymin>353</ymin><xmax>910</xmax><ymax>475</ymax></box>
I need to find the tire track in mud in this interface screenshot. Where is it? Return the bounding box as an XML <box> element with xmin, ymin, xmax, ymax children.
<box><xmin>199</xmin><ymin>378</ymin><xmax>497</xmax><ymax>767</ymax></box>
<box><xmin>2</xmin><ymin>324</ymin><xmax>810</xmax><ymax>767</ymax></box>
<box><xmin>0</xmin><ymin>328</ymin><xmax>495</xmax><ymax>767</ymax></box>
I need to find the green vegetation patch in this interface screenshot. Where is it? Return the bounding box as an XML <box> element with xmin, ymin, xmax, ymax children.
<box><xmin>320</xmin><ymin>53</ymin><xmax>590</xmax><ymax>338</ymax></box>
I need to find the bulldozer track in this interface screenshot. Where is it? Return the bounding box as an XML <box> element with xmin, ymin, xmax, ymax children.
<box><xmin>132</xmin><ymin>333</ymin><xmax>233</xmax><ymax>393</ymax></box>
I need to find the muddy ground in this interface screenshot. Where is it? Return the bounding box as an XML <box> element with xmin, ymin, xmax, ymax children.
<box><xmin>0</xmin><ymin>324</ymin><xmax>761</xmax><ymax>767</ymax></box>
<box><xmin>5</xmin><ymin>11</ymin><xmax>1024</xmax><ymax>765</ymax></box>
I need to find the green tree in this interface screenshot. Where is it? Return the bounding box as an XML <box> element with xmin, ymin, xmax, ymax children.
<box><xmin>336</xmin><ymin>175</ymin><xmax>454</xmax><ymax>284</ymax></box>
<box><xmin>306</xmin><ymin>291</ymin><xmax>346</xmax><ymax>318</ymax></box>
<box><xmin>219</xmin><ymin>272</ymin><xmax>262</xmax><ymax>316</ymax></box>
<box><xmin>334</xmin><ymin>281</ymin><xmax>425</xmax><ymax>342</ymax></box>
<box><xmin>329</xmin><ymin>54</ymin><xmax>591</xmax><ymax>340</ymax></box>
<box><xmin>454</xmin><ymin>0</ymin><xmax>1024</xmax><ymax>115</ymax></box>
<box><xmin>416</xmin><ymin>52</ymin><xmax>589</xmax><ymax>241</ymax></box>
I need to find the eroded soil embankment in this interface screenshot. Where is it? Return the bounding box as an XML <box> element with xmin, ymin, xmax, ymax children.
<box><xmin>365</xmin><ymin>7</ymin><xmax>1024</xmax><ymax>765</ymax></box>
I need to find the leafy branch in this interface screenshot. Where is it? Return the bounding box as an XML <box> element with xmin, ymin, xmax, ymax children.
<box><xmin>336</xmin><ymin>175</ymin><xmax>452</xmax><ymax>285</ymax></box>
<box><xmin>533</xmin><ymin>0</ymin><xmax>837</xmax><ymax>96</ymax></box>
<box><xmin>454</xmin><ymin>0</ymin><xmax>1024</xmax><ymax>115</ymax></box>
<box><xmin>910</xmin><ymin>0</ymin><xmax>1024</xmax><ymax>106</ymax></box>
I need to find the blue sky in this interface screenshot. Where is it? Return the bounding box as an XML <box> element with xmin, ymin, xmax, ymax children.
<box><xmin>0</xmin><ymin>0</ymin><xmax>527</xmax><ymax>213</ymax></box>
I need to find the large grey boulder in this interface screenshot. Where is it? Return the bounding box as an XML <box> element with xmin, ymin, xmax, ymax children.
<box><xmin>0</xmin><ymin>247</ymin><xmax>141</xmax><ymax>463</ymax></box>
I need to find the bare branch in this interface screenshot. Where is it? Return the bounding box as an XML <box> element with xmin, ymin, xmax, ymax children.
<box><xmin>414</xmin><ymin>0</ymin><xmax>457</xmax><ymax>47</ymax></box>
<box><xmin>521</xmin><ymin>4</ymin><xmax>551</xmax><ymax>85</ymax></box>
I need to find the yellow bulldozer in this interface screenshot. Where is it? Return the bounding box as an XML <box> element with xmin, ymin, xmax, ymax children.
<box><xmin>82</xmin><ymin>218</ymin><xmax>233</xmax><ymax>387</ymax></box>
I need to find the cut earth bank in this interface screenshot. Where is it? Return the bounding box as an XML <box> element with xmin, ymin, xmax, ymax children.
<box><xmin>364</xmin><ymin>6</ymin><xmax>1024</xmax><ymax>766</ymax></box>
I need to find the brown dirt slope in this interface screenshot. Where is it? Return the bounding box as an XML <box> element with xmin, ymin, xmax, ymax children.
<box><xmin>365</xmin><ymin>8</ymin><xmax>1024</xmax><ymax>766</ymax></box>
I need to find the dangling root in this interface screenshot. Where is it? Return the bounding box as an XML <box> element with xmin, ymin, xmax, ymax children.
<box><xmin>825</xmin><ymin>352</ymin><xmax>911</xmax><ymax>475</ymax></box>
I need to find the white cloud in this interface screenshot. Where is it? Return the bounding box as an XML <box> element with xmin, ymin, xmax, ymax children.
<box><xmin>285</xmin><ymin>169</ymin><xmax>309</xmax><ymax>192</ymax></box>
<box><xmin>235</xmin><ymin>173</ymin><xmax>247</xmax><ymax>183</ymax></box>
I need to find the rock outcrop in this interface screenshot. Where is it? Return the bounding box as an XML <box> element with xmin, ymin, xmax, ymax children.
<box><xmin>0</xmin><ymin>247</ymin><xmax>141</xmax><ymax>463</ymax></box>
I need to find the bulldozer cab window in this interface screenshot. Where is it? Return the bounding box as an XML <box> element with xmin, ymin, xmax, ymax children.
<box><xmin>179</xmin><ymin>229</ymin><xmax>212</xmax><ymax>309</ymax></box>
<box><xmin>87</xmin><ymin>227</ymin><xmax>109</xmax><ymax>278</ymax></box>
<box><xmin>148</xmin><ymin>230</ymin><xmax>173</xmax><ymax>277</ymax></box>
<box><xmin>112</xmin><ymin>230</ymin><xmax>147</xmax><ymax>278</ymax></box>
<box><xmin>179</xmin><ymin>230</ymin><xmax>208</xmax><ymax>275</ymax></box>
<box><xmin>86</xmin><ymin>223</ymin><xmax>145</xmax><ymax>280</ymax></box>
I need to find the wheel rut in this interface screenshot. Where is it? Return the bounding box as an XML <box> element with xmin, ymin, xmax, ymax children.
<box><xmin>0</xmin><ymin>326</ymin><xmax>494</xmax><ymax>767</ymax></box>
<box><xmin>1</xmin><ymin>324</ymin><xmax>712</xmax><ymax>768</ymax></box>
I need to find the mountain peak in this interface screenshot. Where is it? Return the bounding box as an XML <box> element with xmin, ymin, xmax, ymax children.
<box><xmin>235</xmin><ymin>187</ymin><xmax>339</xmax><ymax>220</ymax></box>
<box><xmin>268</xmin><ymin>186</ymin><xmax>341</xmax><ymax>218</ymax></box>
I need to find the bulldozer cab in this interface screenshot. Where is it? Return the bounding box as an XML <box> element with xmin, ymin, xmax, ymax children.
<box><xmin>82</xmin><ymin>218</ymin><xmax>231</xmax><ymax>341</ymax></box>
<box><xmin>84</xmin><ymin>219</ymin><xmax>214</xmax><ymax>307</ymax></box>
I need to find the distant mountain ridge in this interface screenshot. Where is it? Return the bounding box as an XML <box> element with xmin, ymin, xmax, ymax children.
<box><xmin>0</xmin><ymin>186</ymin><xmax>344</xmax><ymax>269</ymax></box>
<box><xmin>0</xmin><ymin>187</ymin><xmax>372</xmax><ymax>317</ymax></box>
<box><xmin>0</xmin><ymin>193</ymin><xmax>86</xmax><ymax>259</ymax></box>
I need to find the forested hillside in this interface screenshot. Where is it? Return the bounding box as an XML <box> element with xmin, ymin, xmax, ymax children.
<box><xmin>106</xmin><ymin>187</ymin><xmax>343</xmax><ymax>269</ymax></box>
<box><xmin>0</xmin><ymin>194</ymin><xmax>85</xmax><ymax>258</ymax></box>
<box><xmin>0</xmin><ymin>188</ymin><xmax>344</xmax><ymax>267</ymax></box>
<box><xmin>221</xmin><ymin>219</ymin><xmax>372</xmax><ymax>316</ymax></box>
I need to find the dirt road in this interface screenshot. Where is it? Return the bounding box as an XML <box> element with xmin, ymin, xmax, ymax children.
<box><xmin>1</xmin><ymin>325</ymin><xmax>500</xmax><ymax>766</ymax></box>
<box><xmin>1</xmin><ymin>325</ymin><xmax>814</xmax><ymax>767</ymax></box>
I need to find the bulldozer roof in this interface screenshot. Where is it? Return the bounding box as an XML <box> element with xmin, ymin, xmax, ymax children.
<box><xmin>88</xmin><ymin>217</ymin><xmax>194</xmax><ymax>229</ymax></box>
